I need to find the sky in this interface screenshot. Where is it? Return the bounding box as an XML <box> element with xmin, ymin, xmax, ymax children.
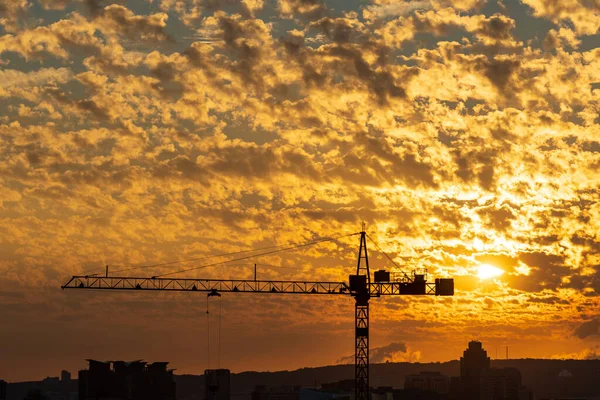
<box><xmin>1</xmin><ymin>0</ymin><xmax>600</xmax><ymax>382</ymax></box>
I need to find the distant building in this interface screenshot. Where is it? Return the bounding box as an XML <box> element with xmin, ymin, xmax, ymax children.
<box><xmin>205</xmin><ymin>369</ymin><xmax>231</xmax><ymax>400</ymax></box>
<box><xmin>299</xmin><ymin>388</ymin><xmax>351</xmax><ymax>400</ymax></box>
<box><xmin>60</xmin><ymin>371</ymin><xmax>71</xmax><ymax>382</ymax></box>
<box><xmin>252</xmin><ymin>385</ymin><xmax>301</xmax><ymax>400</ymax></box>
<box><xmin>303</xmin><ymin>380</ymin><xmax>353</xmax><ymax>400</ymax></box>
<box><xmin>373</xmin><ymin>387</ymin><xmax>442</xmax><ymax>400</ymax></box>
<box><xmin>78</xmin><ymin>359</ymin><xmax>175</xmax><ymax>400</ymax></box>
<box><xmin>371</xmin><ymin>387</ymin><xmax>394</xmax><ymax>400</ymax></box>
<box><xmin>480</xmin><ymin>368</ymin><xmax>521</xmax><ymax>400</ymax></box>
<box><xmin>404</xmin><ymin>372</ymin><xmax>450</xmax><ymax>394</ymax></box>
<box><xmin>460</xmin><ymin>341</ymin><xmax>491</xmax><ymax>400</ymax></box>
<box><xmin>23</xmin><ymin>389</ymin><xmax>46</xmax><ymax>400</ymax></box>
<box><xmin>320</xmin><ymin>381</ymin><xmax>354</xmax><ymax>391</ymax></box>
<box><xmin>0</xmin><ymin>380</ymin><xmax>6</xmax><ymax>400</ymax></box>
<box><xmin>448</xmin><ymin>341</ymin><xmax>535</xmax><ymax>400</ymax></box>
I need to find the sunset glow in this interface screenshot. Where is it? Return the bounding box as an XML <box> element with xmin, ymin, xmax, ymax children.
<box><xmin>1</xmin><ymin>0</ymin><xmax>600</xmax><ymax>383</ymax></box>
<box><xmin>477</xmin><ymin>264</ymin><xmax>505</xmax><ymax>280</ymax></box>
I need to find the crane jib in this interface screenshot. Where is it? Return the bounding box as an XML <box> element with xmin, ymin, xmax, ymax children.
<box><xmin>61</xmin><ymin>275</ymin><xmax>454</xmax><ymax>296</ymax></box>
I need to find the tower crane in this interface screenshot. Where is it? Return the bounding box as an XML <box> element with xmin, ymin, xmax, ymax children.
<box><xmin>61</xmin><ymin>229</ymin><xmax>454</xmax><ymax>400</ymax></box>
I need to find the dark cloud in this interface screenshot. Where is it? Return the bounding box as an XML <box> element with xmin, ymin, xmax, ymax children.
<box><xmin>527</xmin><ymin>295</ymin><xmax>569</xmax><ymax>305</ymax></box>
<box><xmin>476</xmin><ymin>14</ymin><xmax>515</xmax><ymax>41</ymax></box>
<box><xmin>205</xmin><ymin>144</ymin><xmax>323</xmax><ymax>182</ymax></box>
<box><xmin>77</xmin><ymin>99</ymin><xmax>111</xmax><ymax>120</ymax></box>
<box><xmin>371</xmin><ymin>342</ymin><xmax>408</xmax><ymax>363</ymax></box>
<box><xmin>513</xmin><ymin>252</ymin><xmax>570</xmax><ymax>292</ymax></box>
<box><xmin>281</xmin><ymin>31</ymin><xmax>326</xmax><ymax>88</ymax></box>
<box><xmin>453</xmin><ymin>146</ymin><xmax>499</xmax><ymax>191</ymax></box>
<box><xmin>85</xmin><ymin>0</ymin><xmax>122</xmax><ymax>16</ymax></box>
<box><xmin>327</xmin><ymin>45</ymin><xmax>411</xmax><ymax>105</ymax></box>
<box><xmin>183</xmin><ymin>42</ymin><xmax>218</xmax><ymax>79</ymax></box>
<box><xmin>337</xmin><ymin>342</ymin><xmax>408</xmax><ymax>364</ymax></box>
<box><xmin>574</xmin><ymin>319</ymin><xmax>600</xmax><ymax>339</ymax></box>
<box><xmin>323</xmin><ymin>132</ymin><xmax>437</xmax><ymax>188</ymax></box>
<box><xmin>476</xmin><ymin>204</ymin><xmax>516</xmax><ymax>232</ymax></box>
<box><xmin>151</xmin><ymin>155</ymin><xmax>212</xmax><ymax>185</ymax></box>
<box><xmin>310</xmin><ymin>17</ymin><xmax>362</xmax><ymax>44</ymax></box>
<box><xmin>218</xmin><ymin>15</ymin><xmax>274</xmax><ymax>91</ymax></box>
<box><xmin>484</xmin><ymin>58</ymin><xmax>521</xmax><ymax>92</ymax></box>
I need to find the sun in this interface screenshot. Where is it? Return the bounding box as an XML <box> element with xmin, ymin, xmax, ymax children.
<box><xmin>478</xmin><ymin>264</ymin><xmax>504</xmax><ymax>280</ymax></box>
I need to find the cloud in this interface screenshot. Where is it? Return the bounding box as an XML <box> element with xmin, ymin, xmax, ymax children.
<box><xmin>96</xmin><ymin>5</ymin><xmax>171</xmax><ymax>41</ymax></box>
<box><xmin>363</xmin><ymin>1</ymin><xmax>431</xmax><ymax>22</ymax></box>
<box><xmin>337</xmin><ymin>342</ymin><xmax>416</xmax><ymax>364</ymax></box>
<box><xmin>277</xmin><ymin>0</ymin><xmax>326</xmax><ymax>19</ymax></box>
<box><xmin>552</xmin><ymin>346</ymin><xmax>600</xmax><ymax>360</ymax></box>
<box><xmin>2</xmin><ymin>0</ymin><xmax>600</xmax><ymax>382</ymax></box>
<box><xmin>574</xmin><ymin>319</ymin><xmax>600</xmax><ymax>339</ymax></box>
<box><xmin>522</xmin><ymin>0</ymin><xmax>600</xmax><ymax>35</ymax></box>
<box><xmin>0</xmin><ymin>68</ymin><xmax>72</xmax><ymax>94</ymax></box>
<box><xmin>0</xmin><ymin>0</ymin><xmax>29</xmax><ymax>32</ymax></box>
<box><xmin>38</xmin><ymin>0</ymin><xmax>72</xmax><ymax>10</ymax></box>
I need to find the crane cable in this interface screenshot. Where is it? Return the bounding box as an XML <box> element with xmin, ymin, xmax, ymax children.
<box><xmin>83</xmin><ymin>242</ymin><xmax>305</xmax><ymax>277</ymax></box>
<box><xmin>206</xmin><ymin>293</ymin><xmax>223</xmax><ymax>370</ymax></box>
<box><xmin>83</xmin><ymin>232</ymin><xmax>358</xmax><ymax>277</ymax></box>
<box><xmin>206</xmin><ymin>296</ymin><xmax>210</xmax><ymax>370</ymax></box>
<box><xmin>366</xmin><ymin>233</ymin><xmax>411</xmax><ymax>281</ymax></box>
<box><xmin>218</xmin><ymin>296</ymin><xmax>222</xmax><ymax>370</ymax></box>
<box><xmin>154</xmin><ymin>232</ymin><xmax>359</xmax><ymax>278</ymax></box>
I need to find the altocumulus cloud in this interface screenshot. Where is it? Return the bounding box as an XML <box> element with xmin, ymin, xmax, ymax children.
<box><xmin>1</xmin><ymin>0</ymin><xmax>600</xmax><ymax>382</ymax></box>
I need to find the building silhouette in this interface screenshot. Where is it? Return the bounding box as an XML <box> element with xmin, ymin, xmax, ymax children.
<box><xmin>320</xmin><ymin>381</ymin><xmax>354</xmax><ymax>391</ymax></box>
<box><xmin>205</xmin><ymin>370</ymin><xmax>230</xmax><ymax>400</ymax></box>
<box><xmin>480</xmin><ymin>368</ymin><xmax>521</xmax><ymax>400</ymax></box>
<box><xmin>461</xmin><ymin>341</ymin><xmax>491</xmax><ymax>400</ymax></box>
<box><xmin>299</xmin><ymin>381</ymin><xmax>353</xmax><ymax>400</ymax></box>
<box><xmin>78</xmin><ymin>360</ymin><xmax>175</xmax><ymax>400</ymax></box>
<box><xmin>0</xmin><ymin>380</ymin><xmax>6</xmax><ymax>400</ymax></box>
<box><xmin>252</xmin><ymin>385</ymin><xmax>301</xmax><ymax>400</ymax></box>
<box><xmin>448</xmin><ymin>341</ymin><xmax>534</xmax><ymax>400</ymax></box>
<box><xmin>404</xmin><ymin>371</ymin><xmax>450</xmax><ymax>394</ymax></box>
<box><xmin>60</xmin><ymin>371</ymin><xmax>71</xmax><ymax>383</ymax></box>
<box><xmin>299</xmin><ymin>388</ymin><xmax>351</xmax><ymax>400</ymax></box>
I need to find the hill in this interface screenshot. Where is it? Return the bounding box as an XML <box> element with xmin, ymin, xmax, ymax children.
<box><xmin>176</xmin><ymin>359</ymin><xmax>600</xmax><ymax>400</ymax></box>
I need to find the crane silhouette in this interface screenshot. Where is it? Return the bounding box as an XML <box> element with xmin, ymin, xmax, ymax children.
<box><xmin>62</xmin><ymin>229</ymin><xmax>454</xmax><ymax>400</ymax></box>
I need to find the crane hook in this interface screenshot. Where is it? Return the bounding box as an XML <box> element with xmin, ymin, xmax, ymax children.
<box><xmin>207</xmin><ymin>289</ymin><xmax>221</xmax><ymax>314</ymax></box>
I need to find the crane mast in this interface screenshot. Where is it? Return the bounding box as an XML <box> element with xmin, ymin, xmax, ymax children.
<box><xmin>62</xmin><ymin>230</ymin><xmax>454</xmax><ymax>400</ymax></box>
<box><xmin>355</xmin><ymin>230</ymin><xmax>370</xmax><ymax>400</ymax></box>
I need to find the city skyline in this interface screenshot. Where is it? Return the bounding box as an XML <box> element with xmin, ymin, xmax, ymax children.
<box><xmin>1</xmin><ymin>0</ymin><xmax>600</xmax><ymax>383</ymax></box>
<box><xmin>4</xmin><ymin>340</ymin><xmax>600</xmax><ymax>400</ymax></box>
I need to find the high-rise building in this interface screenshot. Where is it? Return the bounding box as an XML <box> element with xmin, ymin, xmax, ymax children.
<box><xmin>404</xmin><ymin>372</ymin><xmax>450</xmax><ymax>394</ymax></box>
<box><xmin>0</xmin><ymin>379</ymin><xmax>6</xmax><ymax>400</ymax></box>
<box><xmin>461</xmin><ymin>341</ymin><xmax>491</xmax><ymax>378</ymax></box>
<box><xmin>205</xmin><ymin>369</ymin><xmax>231</xmax><ymax>400</ymax></box>
<box><xmin>460</xmin><ymin>341</ymin><xmax>491</xmax><ymax>400</ymax></box>
<box><xmin>79</xmin><ymin>360</ymin><xmax>175</xmax><ymax>400</ymax></box>
<box><xmin>480</xmin><ymin>368</ymin><xmax>521</xmax><ymax>400</ymax></box>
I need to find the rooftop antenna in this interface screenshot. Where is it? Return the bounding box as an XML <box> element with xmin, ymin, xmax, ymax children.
<box><xmin>506</xmin><ymin>346</ymin><xmax>508</xmax><ymax>360</ymax></box>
